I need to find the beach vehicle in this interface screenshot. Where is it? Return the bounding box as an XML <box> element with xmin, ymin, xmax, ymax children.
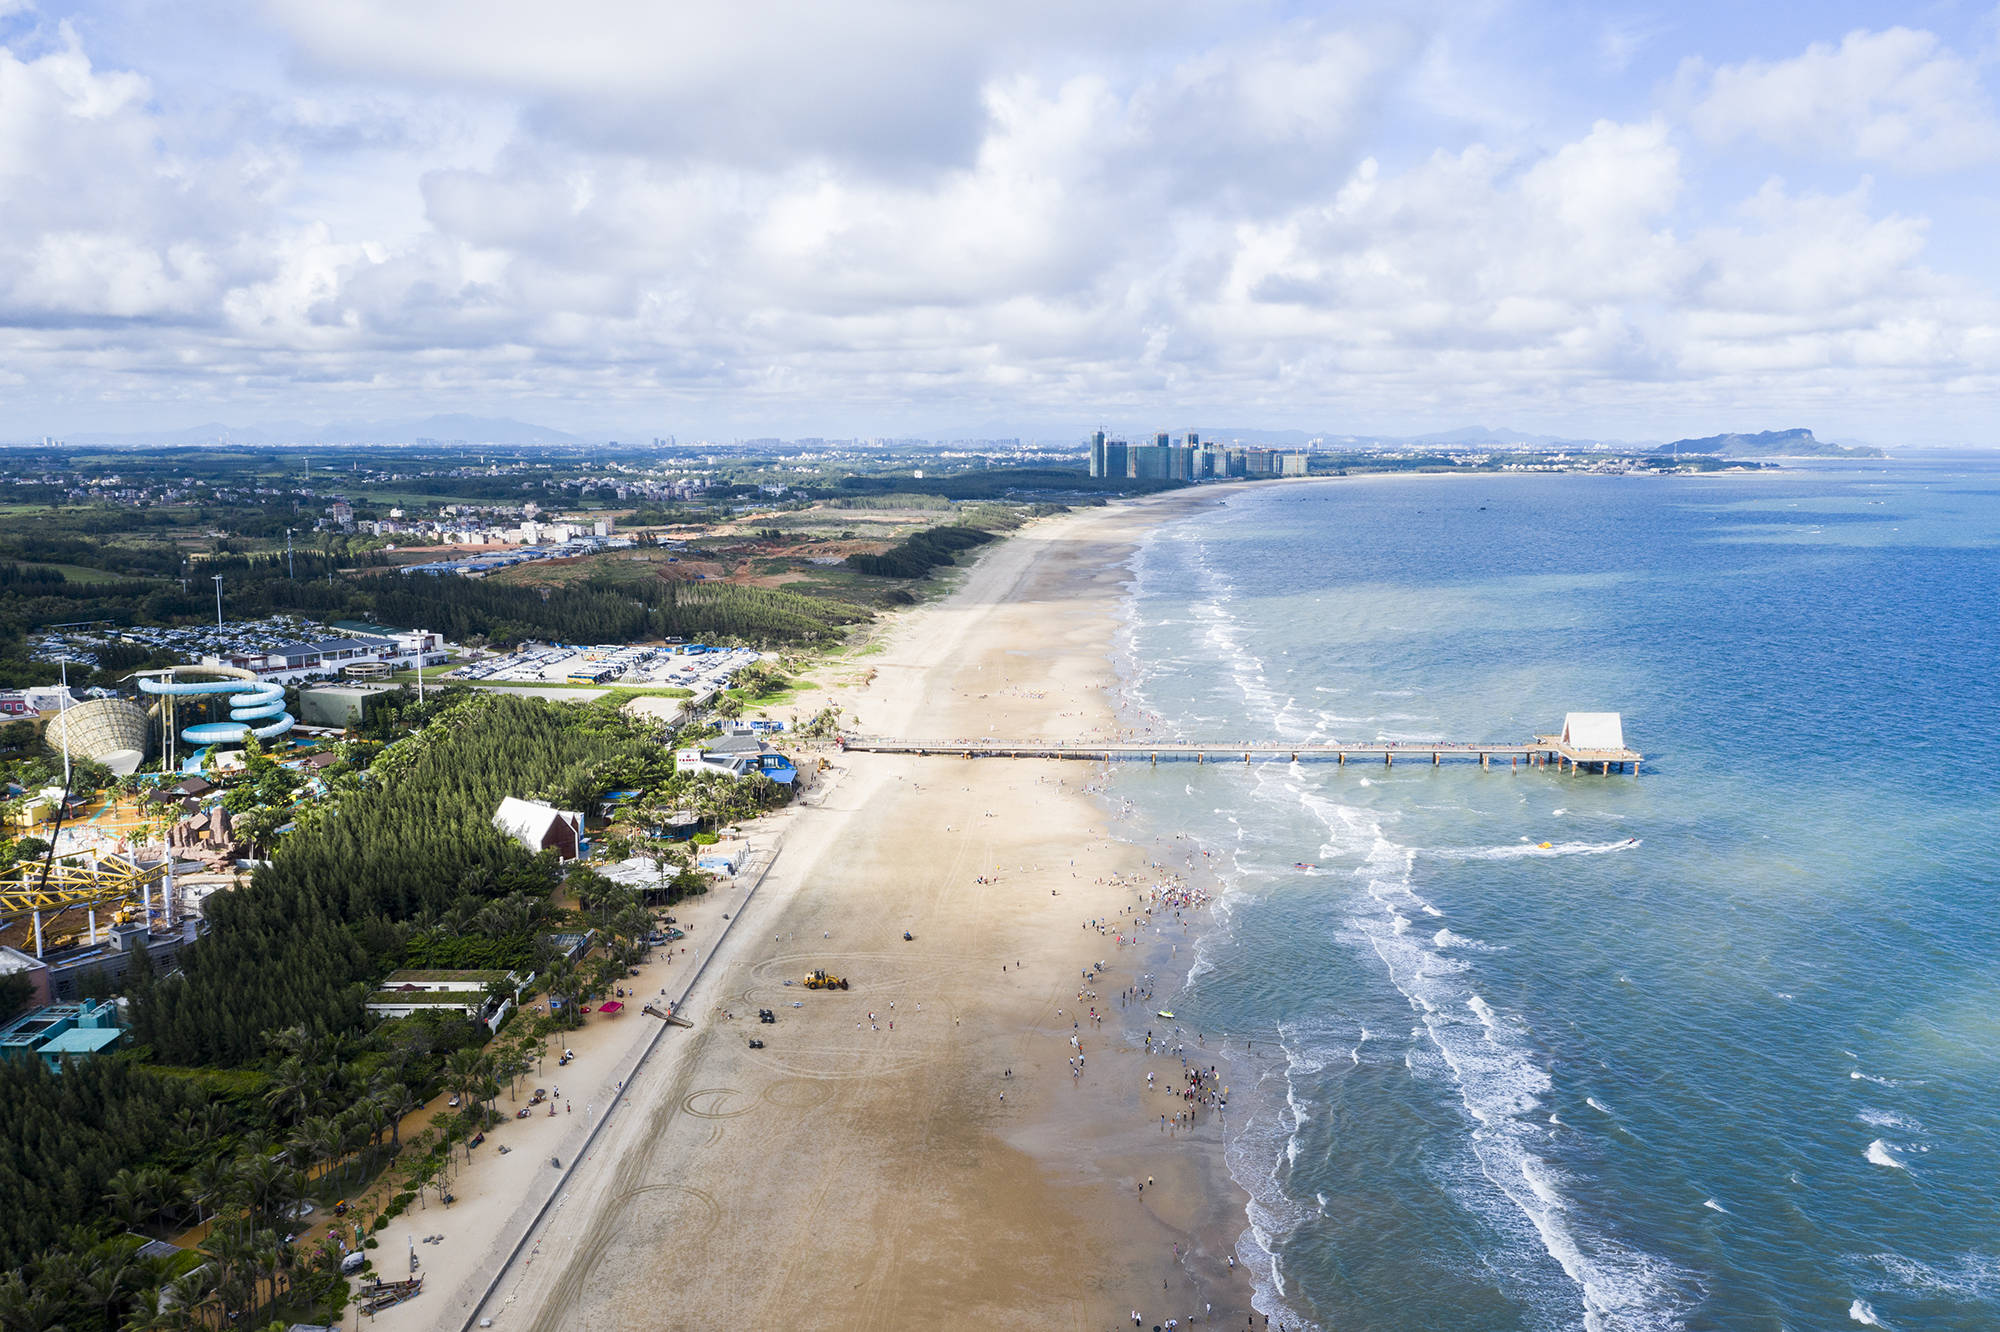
<box><xmin>803</xmin><ymin>969</ymin><xmax>849</xmax><ymax>990</ymax></box>
<box><xmin>758</xmin><ymin>1009</ymin><xmax>776</xmax><ymax>1023</ymax></box>
<box><xmin>902</xmin><ymin>931</ymin><xmax>914</xmax><ymax>941</ymax></box>
<box><xmin>748</xmin><ymin>1038</ymin><xmax>765</xmax><ymax>1049</ymax></box>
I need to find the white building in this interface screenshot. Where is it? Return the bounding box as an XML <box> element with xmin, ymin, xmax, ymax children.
<box><xmin>493</xmin><ymin>796</ymin><xmax>583</xmax><ymax>859</ymax></box>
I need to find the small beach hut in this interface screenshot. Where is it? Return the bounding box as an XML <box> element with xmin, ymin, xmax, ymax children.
<box><xmin>1559</xmin><ymin>713</ymin><xmax>1624</xmax><ymax>752</ymax></box>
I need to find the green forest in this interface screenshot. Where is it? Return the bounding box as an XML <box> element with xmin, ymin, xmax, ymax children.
<box><xmin>844</xmin><ymin>525</ymin><xmax>998</xmax><ymax>578</ymax></box>
<box><xmin>132</xmin><ymin>693</ymin><xmax>667</xmax><ymax>1065</ymax></box>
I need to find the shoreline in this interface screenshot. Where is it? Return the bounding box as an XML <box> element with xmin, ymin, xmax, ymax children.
<box><xmin>394</xmin><ymin>489</ymin><xmax>1260</xmax><ymax>1331</ymax></box>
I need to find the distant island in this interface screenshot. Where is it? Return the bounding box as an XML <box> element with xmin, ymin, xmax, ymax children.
<box><xmin>1658</xmin><ymin>428</ymin><xmax>1885</xmax><ymax>459</ymax></box>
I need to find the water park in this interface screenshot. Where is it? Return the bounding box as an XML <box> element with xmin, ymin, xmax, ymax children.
<box><xmin>135</xmin><ymin>667</ymin><xmax>296</xmax><ymax>772</ymax></box>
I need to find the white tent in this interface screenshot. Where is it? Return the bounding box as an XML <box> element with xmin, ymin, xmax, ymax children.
<box><xmin>1560</xmin><ymin>713</ymin><xmax>1625</xmax><ymax>751</ymax></box>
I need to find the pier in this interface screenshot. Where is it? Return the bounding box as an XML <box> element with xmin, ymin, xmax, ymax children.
<box><xmin>837</xmin><ymin>713</ymin><xmax>1641</xmax><ymax>775</ymax></box>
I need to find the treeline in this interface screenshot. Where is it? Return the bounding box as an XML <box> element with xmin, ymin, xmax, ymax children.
<box><xmin>0</xmin><ymin>561</ymin><xmax>66</xmax><ymax>588</ymax></box>
<box><xmin>829</xmin><ymin>466</ymin><xmax>1184</xmax><ymax>499</ymax></box>
<box><xmin>366</xmin><ymin>573</ymin><xmax>870</xmax><ymax>648</ymax></box>
<box><xmin>3</xmin><ymin>543</ymin><xmax>873</xmax><ymax>687</ymax></box>
<box><xmin>133</xmin><ymin>694</ymin><xmax>671</xmax><ymax>1065</ymax></box>
<box><xmin>846</xmin><ymin>525</ymin><xmax>998</xmax><ymax>578</ymax></box>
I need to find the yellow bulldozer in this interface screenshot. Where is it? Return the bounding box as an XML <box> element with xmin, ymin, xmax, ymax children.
<box><xmin>803</xmin><ymin>969</ymin><xmax>849</xmax><ymax>991</ymax></box>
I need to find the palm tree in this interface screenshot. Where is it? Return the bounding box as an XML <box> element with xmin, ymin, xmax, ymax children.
<box><xmin>199</xmin><ymin>1223</ymin><xmax>253</xmax><ymax>1323</ymax></box>
<box><xmin>170</xmin><ymin>1104</ymin><xmax>217</xmax><ymax>1150</ymax></box>
<box><xmin>354</xmin><ymin>1094</ymin><xmax>391</xmax><ymax>1175</ymax></box>
<box><xmin>262</xmin><ymin>1023</ymin><xmax>324</xmax><ymax>1066</ymax></box>
<box><xmin>380</xmin><ymin>1082</ymin><xmax>424</xmax><ymax>1151</ymax></box>
<box><xmin>262</xmin><ymin>1056</ymin><xmax>317</xmax><ymax>1126</ymax></box>
<box><xmin>188</xmin><ymin>1155</ymin><xmax>235</xmax><ymax>1231</ymax></box>
<box><xmin>104</xmin><ymin>1168</ymin><xmax>150</xmax><ymax>1231</ymax></box>
<box><xmin>232</xmin><ymin>1153</ymin><xmax>300</xmax><ymax>1229</ymax></box>
<box><xmin>78</xmin><ymin>1247</ymin><xmax>143</xmax><ymax>1332</ymax></box>
<box><xmin>334</xmin><ymin>1110</ymin><xmax>372</xmax><ymax>1189</ymax></box>
<box><xmin>152</xmin><ymin>1269</ymin><xmax>215</xmax><ymax>1332</ymax></box>
<box><xmin>0</xmin><ymin>1267</ymin><xmax>69</xmax><ymax>1332</ymax></box>
<box><xmin>443</xmin><ymin>1049</ymin><xmax>484</xmax><ymax>1119</ymax></box>
<box><xmin>543</xmin><ymin>957</ymin><xmax>581</xmax><ymax>1027</ymax></box>
<box><xmin>119</xmin><ymin>1292</ymin><xmax>184</xmax><ymax>1332</ymax></box>
<box><xmin>136</xmin><ymin>1166</ymin><xmax>180</xmax><ymax>1228</ymax></box>
<box><xmin>293</xmin><ymin>1116</ymin><xmax>341</xmax><ymax>1187</ymax></box>
<box><xmin>475</xmin><ymin>1056</ymin><xmax>502</xmax><ymax>1119</ymax></box>
<box><xmin>249</xmin><ymin>1231</ymin><xmax>283</xmax><ymax>1321</ymax></box>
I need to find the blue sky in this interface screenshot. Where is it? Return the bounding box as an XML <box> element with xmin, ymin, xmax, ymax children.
<box><xmin>2</xmin><ymin>1</ymin><xmax>1998</xmax><ymax>444</ymax></box>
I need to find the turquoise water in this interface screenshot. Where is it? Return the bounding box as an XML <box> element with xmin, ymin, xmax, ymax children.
<box><xmin>1110</xmin><ymin>461</ymin><xmax>2000</xmax><ymax>1331</ymax></box>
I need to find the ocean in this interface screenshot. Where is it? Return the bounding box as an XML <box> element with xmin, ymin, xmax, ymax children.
<box><xmin>1107</xmin><ymin>459</ymin><xmax>2000</xmax><ymax>1331</ymax></box>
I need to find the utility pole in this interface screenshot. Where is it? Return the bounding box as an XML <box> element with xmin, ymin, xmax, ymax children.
<box><xmin>415</xmin><ymin>629</ymin><xmax>426</xmax><ymax>704</ymax></box>
<box><xmin>287</xmin><ymin>528</ymin><xmax>295</xmax><ymax>579</ymax></box>
<box><xmin>212</xmin><ymin>574</ymin><xmax>224</xmax><ymax>629</ymax></box>
<box><xmin>56</xmin><ymin>657</ymin><xmax>72</xmax><ymax>789</ymax></box>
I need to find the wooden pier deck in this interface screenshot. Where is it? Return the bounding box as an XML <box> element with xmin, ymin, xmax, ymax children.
<box><xmin>838</xmin><ymin>736</ymin><xmax>1641</xmax><ymax>773</ymax></box>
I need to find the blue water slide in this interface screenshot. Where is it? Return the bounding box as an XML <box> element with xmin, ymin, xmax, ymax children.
<box><xmin>139</xmin><ymin>675</ymin><xmax>296</xmax><ymax>743</ymax></box>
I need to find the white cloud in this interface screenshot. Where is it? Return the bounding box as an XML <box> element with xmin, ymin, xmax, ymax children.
<box><xmin>262</xmin><ymin>0</ymin><xmax>1203</xmax><ymax>171</ymax></box>
<box><xmin>0</xmin><ymin>10</ymin><xmax>1998</xmax><ymax>439</ymax></box>
<box><xmin>1689</xmin><ymin>27</ymin><xmax>2000</xmax><ymax>171</ymax></box>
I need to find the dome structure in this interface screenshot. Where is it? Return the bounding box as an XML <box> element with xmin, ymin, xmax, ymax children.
<box><xmin>42</xmin><ymin>698</ymin><xmax>151</xmax><ymax>775</ymax></box>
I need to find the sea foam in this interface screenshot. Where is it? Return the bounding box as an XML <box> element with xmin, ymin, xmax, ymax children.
<box><xmin>1865</xmin><ymin>1139</ymin><xmax>1906</xmax><ymax>1169</ymax></box>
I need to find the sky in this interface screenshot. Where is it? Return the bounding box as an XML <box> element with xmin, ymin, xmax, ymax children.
<box><xmin>3</xmin><ymin>1</ymin><xmax>1999</xmax><ymax>445</ymax></box>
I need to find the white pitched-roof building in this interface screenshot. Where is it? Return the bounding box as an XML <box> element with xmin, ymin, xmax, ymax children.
<box><xmin>493</xmin><ymin>796</ymin><xmax>584</xmax><ymax>860</ymax></box>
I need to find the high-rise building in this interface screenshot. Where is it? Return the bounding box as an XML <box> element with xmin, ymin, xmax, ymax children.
<box><xmin>1131</xmin><ymin>445</ymin><xmax>1196</xmax><ymax>481</ymax></box>
<box><xmin>1103</xmin><ymin>438</ymin><xmax>1129</xmax><ymax>479</ymax></box>
<box><xmin>1088</xmin><ymin>430</ymin><xmax>1110</xmax><ymax>477</ymax></box>
<box><xmin>1130</xmin><ymin>445</ymin><xmax>1170</xmax><ymax>480</ymax></box>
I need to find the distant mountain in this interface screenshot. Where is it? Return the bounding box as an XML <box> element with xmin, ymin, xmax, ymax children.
<box><xmin>1192</xmin><ymin>427</ymin><xmax>1318</xmax><ymax>446</ymax></box>
<box><xmin>64</xmin><ymin>414</ymin><xmax>584</xmax><ymax>448</ymax></box>
<box><xmin>1659</xmin><ymin>428</ymin><xmax>1885</xmax><ymax>458</ymax></box>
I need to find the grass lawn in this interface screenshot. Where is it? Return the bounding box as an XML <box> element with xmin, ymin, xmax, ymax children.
<box><xmin>26</xmin><ymin>562</ymin><xmax>150</xmax><ymax>584</ymax></box>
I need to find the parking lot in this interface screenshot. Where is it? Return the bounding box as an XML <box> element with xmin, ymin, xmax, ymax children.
<box><xmin>449</xmin><ymin>643</ymin><xmax>765</xmax><ymax>695</ymax></box>
<box><xmin>31</xmin><ymin>615</ymin><xmax>329</xmax><ymax>669</ymax></box>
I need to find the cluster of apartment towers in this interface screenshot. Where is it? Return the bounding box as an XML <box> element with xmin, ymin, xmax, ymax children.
<box><xmin>1087</xmin><ymin>431</ymin><xmax>1310</xmax><ymax>482</ymax></box>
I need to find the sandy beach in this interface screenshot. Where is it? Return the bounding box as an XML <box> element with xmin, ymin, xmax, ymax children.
<box><xmin>387</xmin><ymin>492</ymin><xmax>1257</xmax><ymax>1332</ymax></box>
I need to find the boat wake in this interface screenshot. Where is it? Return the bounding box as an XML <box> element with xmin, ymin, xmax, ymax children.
<box><xmin>1432</xmin><ymin>838</ymin><xmax>1641</xmax><ymax>860</ymax></box>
